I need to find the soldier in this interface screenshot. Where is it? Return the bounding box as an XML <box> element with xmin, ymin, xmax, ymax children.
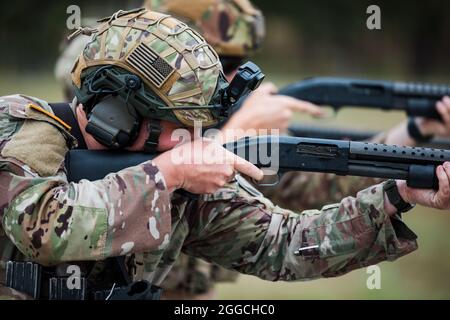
<box><xmin>2</xmin><ymin>9</ymin><xmax>450</xmax><ymax>300</ymax></box>
<box><xmin>147</xmin><ymin>0</ymin><xmax>450</xmax><ymax>299</ymax></box>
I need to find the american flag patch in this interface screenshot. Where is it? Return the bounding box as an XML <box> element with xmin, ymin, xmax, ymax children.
<box><xmin>126</xmin><ymin>43</ymin><xmax>175</xmax><ymax>88</ymax></box>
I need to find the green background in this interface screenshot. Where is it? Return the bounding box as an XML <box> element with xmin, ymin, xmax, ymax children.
<box><xmin>0</xmin><ymin>0</ymin><xmax>449</xmax><ymax>299</ymax></box>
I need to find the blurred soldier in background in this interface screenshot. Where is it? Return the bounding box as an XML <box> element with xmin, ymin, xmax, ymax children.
<box><xmin>53</xmin><ymin>0</ymin><xmax>450</xmax><ymax>299</ymax></box>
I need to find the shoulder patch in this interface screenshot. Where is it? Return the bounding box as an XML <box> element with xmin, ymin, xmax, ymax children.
<box><xmin>1</xmin><ymin>120</ymin><xmax>68</xmax><ymax>177</ymax></box>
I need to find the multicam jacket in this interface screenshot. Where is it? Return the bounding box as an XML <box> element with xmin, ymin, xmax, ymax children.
<box><xmin>0</xmin><ymin>94</ymin><xmax>418</xmax><ymax>299</ymax></box>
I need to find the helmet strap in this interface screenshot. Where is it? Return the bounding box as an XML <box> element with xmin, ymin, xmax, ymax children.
<box><xmin>143</xmin><ymin>119</ymin><xmax>162</xmax><ymax>153</ymax></box>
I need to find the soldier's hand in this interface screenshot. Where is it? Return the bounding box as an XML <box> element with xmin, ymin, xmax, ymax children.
<box><xmin>415</xmin><ymin>96</ymin><xmax>450</xmax><ymax>137</ymax></box>
<box><xmin>222</xmin><ymin>82</ymin><xmax>324</xmax><ymax>138</ymax></box>
<box><xmin>396</xmin><ymin>162</ymin><xmax>450</xmax><ymax>210</ymax></box>
<box><xmin>153</xmin><ymin>138</ymin><xmax>264</xmax><ymax>194</ymax></box>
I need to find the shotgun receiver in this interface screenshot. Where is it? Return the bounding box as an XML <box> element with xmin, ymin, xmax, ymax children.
<box><xmin>279</xmin><ymin>77</ymin><xmax>450</xmax><ymax>120</ymax></box>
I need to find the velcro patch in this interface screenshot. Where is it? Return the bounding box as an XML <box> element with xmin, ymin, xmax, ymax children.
<box><xmin>1</xmin><ymin>120</ymin><xmax>68</xmax><ymax>177</ymax></box>
<box><xmin>126</xmin><ymin>43</ymin><xmax>175</xmax><ymax>88</ymax></box>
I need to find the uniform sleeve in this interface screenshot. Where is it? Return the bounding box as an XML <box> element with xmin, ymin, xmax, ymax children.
<box><xmin>182</xmin><ymin>182</ymin><xmax>418</xmax><ymax>281</ymax></box>
<box><xmin>260</xmin><ymin>173</ymin><xmax>383</xmax><ymax>212</ymax></box>
<box><xmin>0</xmin><ymin>161</ymin><xmax>172</xmax><ymax>265</ymax></box>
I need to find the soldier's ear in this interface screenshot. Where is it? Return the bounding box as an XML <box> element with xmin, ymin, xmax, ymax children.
<box><xmin>76</xmin><ymin>104</ymin><xmax>88</xmax><ymax>126</ymax></box>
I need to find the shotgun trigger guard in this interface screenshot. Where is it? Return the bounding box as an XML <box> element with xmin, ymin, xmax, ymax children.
<box><xmin>252</xmin><ymin>172</ymin><xmax>280</xmax><ymax>187</ymax></box>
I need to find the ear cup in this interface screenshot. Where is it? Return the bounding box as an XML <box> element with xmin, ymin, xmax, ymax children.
<box><xmin>86</xmin><ymin>95</ymin><xmax>140</xmax><ymax>149</ymax></box>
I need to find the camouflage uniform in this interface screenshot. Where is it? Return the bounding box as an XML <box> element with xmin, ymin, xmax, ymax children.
<box><xmin>0</xmin><ymin>93</ymin><xmax>418</xmax><ymax>298</ymax></box>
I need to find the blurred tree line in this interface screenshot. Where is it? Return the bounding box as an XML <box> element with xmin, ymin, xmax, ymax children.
<box><xmin>0</xmin><ymin>0</ymin><xmax>449</xmax><ymax>79</ymax></box>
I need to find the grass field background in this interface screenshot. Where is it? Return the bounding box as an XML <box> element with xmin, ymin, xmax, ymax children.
<box><xmin>1</xmin><ymin>71</ymin><xmax>449</xmax><ymax>300</ymax></box>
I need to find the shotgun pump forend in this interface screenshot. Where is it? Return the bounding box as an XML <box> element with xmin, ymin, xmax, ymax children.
<box><xmin>279</xmin><ymin>77</ymin><xmax>450</xmax><ymax>120</ymax></box>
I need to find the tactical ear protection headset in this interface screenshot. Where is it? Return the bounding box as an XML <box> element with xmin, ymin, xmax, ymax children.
<box><xmin>75</xmin><ymin>61</ymin><xmax>264</xmax><ymax>152</ymax></box>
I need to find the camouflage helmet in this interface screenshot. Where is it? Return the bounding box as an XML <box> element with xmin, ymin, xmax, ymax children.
<box><xmin>144</xmin><ymin>0</ymin><xmax>265</xmax><ymax>58</ymax></box>
<box><xmin>71</xmin><ymin>8</ymin><xmax>227</xmax><ymax>128</ymax></box>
